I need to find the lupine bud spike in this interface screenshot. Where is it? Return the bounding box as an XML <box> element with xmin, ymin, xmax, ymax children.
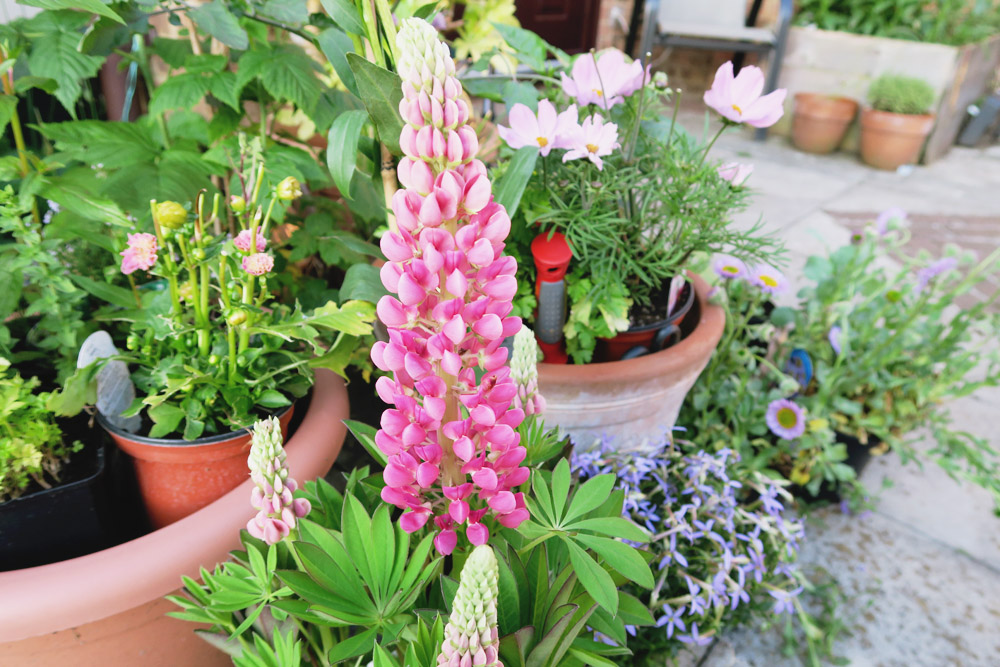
<box><xmin>246</xmin><ymin>417</ymin><xmax>310</xmax><ymax>545</ymax></box>
<box><xmin>437</xmin><ymin>545</ymin><xmax>503</xmax><ymax>667</ymax></box>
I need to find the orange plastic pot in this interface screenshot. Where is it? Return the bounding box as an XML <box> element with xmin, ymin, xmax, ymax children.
<box><xmin>102</xmin><ymin>405</ymin><xmax>295</xmax><ymax>528</ymax></box>
<box><xmin>597</xmin><ymin>280</ymin><xmax>696</xmax><ymax>362</ymax></box>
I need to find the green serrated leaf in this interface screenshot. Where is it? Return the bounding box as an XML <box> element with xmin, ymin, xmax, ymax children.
<box><xmin>262</xmin><ymin>0</ymin><xmax>308</xmax><ymax>24</ymax></box>
<box><xmin>21</xmin><ymin>0</ymin><xmax>124</xmax><ymax>24</ymax></box>
<box><xmin>27</xmin><ymin>24</ymin><xmax>104</xmax><ymax>115</ymax></box>
<box><xmin>189</xmin><ymin>1</ymin><xmax>249</xmax><ymax>50</ymax></box>
<box><xmin>149</xmin><ymin>72</ymin><xmax>212</xmax><ymax>116</ymax></box>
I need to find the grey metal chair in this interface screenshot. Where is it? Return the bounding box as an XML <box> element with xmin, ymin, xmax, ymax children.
<box><xmin>635</xmin><ymin>0</ymin><xmax>793</xmax><ymax>140</ymax></box>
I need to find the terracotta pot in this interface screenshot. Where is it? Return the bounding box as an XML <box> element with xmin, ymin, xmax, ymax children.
<box><xmin>0</xmin><ymin>370</ymin><xmax>348</xmax><ymax>666</ymax></box>
<box><xmin>102</xmin><ymin>405</ymin><xmax>296</xmax><ymax>529</ymax></box>
<box><xmin>791</xmin><ymin>93</ymin><xmax>858</xmax><ymax>154</ymax></box>
<box><xmin>538</xmin><ymin>273</ymin><xmax>725</xmax><ymax>452</ymax></box>
<box><xmin>859</xmin><ymin>108</ymin><xmax>935</xmax><ymax>170</ymax></box>
<box><xmin>597</xmin><ymin>280</ymin><xmax>696</xmax><ymax>362</ymax></box>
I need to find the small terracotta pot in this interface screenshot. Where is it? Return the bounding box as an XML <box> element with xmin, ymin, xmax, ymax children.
<box><xmin>538</xmin><ymin>273</ymin><xmax>725</xmax><ymax>452</ymax></box>
<box><xmin>102</xmin><ymin>406</ymin><xmax>295</xmax><ymax>528</ymax></box>
<box><xmin>597</xmin><ymin>280</ymin><xmax>696</xmax><ymax>362</ymax></box>
<box><xmin>791</xmin><ymin>93</ymin><xmax>858</xmax><ymax>154</ymax></box>
<box><xmin>0</xmin><ymin>370</ymin><xmax>349</xmax><ymax>666</ymax></box>
<box><xmin>859</xmin><ymin>108</ymin><xmax>935</xmax><ymax>170</ymax></box>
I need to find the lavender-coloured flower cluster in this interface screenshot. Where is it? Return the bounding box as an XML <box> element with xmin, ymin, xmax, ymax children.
<box><xmin>573</xmin><ymin>440</ymin><xmax>805</xmax><ymax>648</ymax></box>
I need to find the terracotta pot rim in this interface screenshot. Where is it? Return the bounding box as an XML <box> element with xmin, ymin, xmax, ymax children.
<box><xmin>0</xmin><ymin>369</ymin><xmax>349</xmax><ymax>643</ymax></box>
<box><xmin>539</xmin><ymin>272</ymin><xmax>724</xmax><ymax>383</ymax></box>
<box><xmin>98</xmin><ymin>404</ymin><xmax>294</xmax><ymax>448</ymax></box>
<box><xmin>861</xmin><ymin>108</ymin><xmax>935</xmax><ymax>122</ymax></box>
<box><xmin>794</xmin><ymin>92</ymin><xmax>859</xmax><ymax>106</ymax></box>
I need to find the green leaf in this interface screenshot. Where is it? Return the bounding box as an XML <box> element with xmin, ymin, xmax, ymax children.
<box><xmin>530</xmin><ymin>470</ymin><xmax>556</xmax><ymax>525</ymax></box>
<box><xmin>574</xmin><ymin>534</ymin><xmax>653</xmax><ymax>588</ymax></box>
<box><xmin>371</xmin><ymin>643</ymin><xmax>401</xmax><ymax>667</ymax></box>
<box><xmin>327</xmin><ymin>629</ymin><xmax>377</xmax><ymax>663</ymax></box>
<box><xmin>341</xmin><ymin>493</ymin><xmax>375</xmax><ymax>588</ymax></box>
<box><xmin>370</xmin><ymin>505</ymin><xmax>395</xmax><ymax>602</ymax></box>
<box><xmin>0</xmin><ymin>95</ymin><xmax>18</xmax><ymax>138</ymax></box>
<box><xmin>148</xmin><ymin>403</ymin><xmax>185</xmax><ymax>438</ymax></box>
<box><xmin>564</xmin><ymin>516</ymin><xmax>649</xmax><ymax>543</ymax></box>
<box><xmin>27</xmin><ymin>24</ymin><xmax>104</xmax><ymax>115</ymax></box>
<box><xmin>37</xmin><ymin>120</ymin><xmax>160</xmax><ymax>169</ymax></box>
<box><xmin>21</xmin><ymin>0</ymin><xmax>124</xmax><ymax>24</ymax></box>
<box><xmin>257</xmin><ymin>390</ymin><xmax>291</xmax><ymax>409</ymax></box>
<box><xmin>493</xmin><ymin>146</ymin><xmax>538</xmax><ymax>218</ymax></box>
<box><xmin>326</xmin><ymin>109</ymin><xmax>369</xmax><ymax>198</ymax></box>
<box><xmin>262</xmin><ymin>0</ymin><xmax>308</xmax><ymax>24</ymax></box>
<box><xmin>188</xmin><ymin>1</ymin><xmax>249</xmax><ymax>50</ymax></box>
<box><xmin>320</xmin><ymin>0</ymin><xmax>366</xmax><ymax>35</ymax></box>
<box><xmin>149</xmin><ymin>72</ymin><xmax>212</xmax><ymax>116</ymax></box>
<box><xmin>562</xmin><ymin>474</ymin><xmax>616</xmax><ymax>524</ymax></box>
<box><xmin>344</xmin><ymin>419</ymin><xmax>388</xmax><ymax>467</ymax></box>
<box><xmin>317</xmin><ymin>28</ymin><xmax>359</xmax><ymax>98</ymax></box>
<box><xmin>263</xmin><ymin>45</ymin><xmax>323</xmax><ymax>112</ymax></box>
<box><xmin>346</xmin><ymin>54</ymin><xmax>403</xmax><ymax>155</ymax></box>
<box><xmin>560</xmin><ymin>537</ymin><xmax>618</xmax><ymax>615</ymax></box>
<box><xmin>70</xmin><ymin>274</ymin><xmax>137</xmax><ymax>310</ymax></box>
<box><xmin>492</xmin><ymin>23</ymin><xmax>559</xmax><ymax>70</ymax></box>
<box><xmin>339</xmin><ymin>263</ymin><xmax>388</xmax><ymax>304</ymax></box>
<box><xmin>550</xmin><ymin>458</ymin><xmax>571</xmax><ymax>522</ymax></box>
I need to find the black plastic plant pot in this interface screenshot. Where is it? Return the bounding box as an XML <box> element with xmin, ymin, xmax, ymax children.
<box><xmin>0</xmin><ymin>441</ymin><xmax>118</xmax><ymax>571</ymax></box>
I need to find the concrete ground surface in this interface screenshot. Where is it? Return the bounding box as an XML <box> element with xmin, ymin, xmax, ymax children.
<box><xmin>670</xmin><ymin>113</ymin><xmax>1000</xmax><ymax>666</ymax></box>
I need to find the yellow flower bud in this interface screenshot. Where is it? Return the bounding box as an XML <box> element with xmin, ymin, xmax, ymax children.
<box><xmin>156</xmin><ymin>201</ymin><xmax>187</xmax><ymax>229</ymax></box>
<box><xmin>276</xmin><ymin>176</ymin><xmax>302</xmax><ymax>201</ymax></box>
<box><xmin>229</xmin><ymin>195</ymin><xmax>246</xmax><ymax>213</ymax></box>
<box><xmin>790</xmin><ymin>468</ymin><xmax>810</xmax><ymax>486</ymax></box>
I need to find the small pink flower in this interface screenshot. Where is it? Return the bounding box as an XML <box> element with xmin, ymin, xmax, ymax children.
<box><xmin>497</xmin><ymin>100</ymin><xmax>579</xmax><ymax>156</ymax></box>
<box><xmin>120</xmin><ymin>233</ymin><xmax>158</xmax><ymax>275</ymax></box>
<box><xmin>717</xmin><ymin>162</ymin><xmax>754</xmax><ymax>186</ymax></box>
<box><xmin>234</xmin><ymin>229</ymin><xmax>267</xmax><ymax>253</ymax></box>
<box><xmin>561</xmin><ymin>114</ymin><xmax>619</xmax><ymax>170</ymax></box>
<box><xmin>241</xmin><ymin>253</ymin><xmax>274</xmax><ymax>276</ymax></box>
<box><xmin>560</xmin><ymin>49</ymin><xmax>645</xmax><ymax>109</ymax></box>
<box><xmin>704</xmin><ymin>61</ymin><xmax>787</xmax><ymax>128</ymax></box>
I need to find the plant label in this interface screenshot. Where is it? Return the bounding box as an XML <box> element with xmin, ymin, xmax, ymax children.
<box><xmin>78</xmin><ymin>331</ymin><xmax>142</xmax><ymax>433</ymax></box>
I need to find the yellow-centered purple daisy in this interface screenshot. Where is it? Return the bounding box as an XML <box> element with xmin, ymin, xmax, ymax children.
<box><xmin>766</xmin><ymin>398</ymin><xmax>806</xmax><ymax>440</ymax></box>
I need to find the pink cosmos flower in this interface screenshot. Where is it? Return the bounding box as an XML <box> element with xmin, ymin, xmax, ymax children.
<box><xmin>234</xmin><ymin>229</ymin><xmax>268</xmax><ymax>253</ymax></box>
<box><xmin>717</xmin><ymin>162</ymin><xmax>754</xmax><ymax>186</ymax></box>
<box><xmin>497</xmin><ymin>100</ymin><xmax>579</xmax><ymax>156</ymax></box>
<box><xmin>703</xmin><ymin>62</ymin><xmax>787</xmax><ymax>128</ymax></box>
<box><xmin>561</xmin><ymin>114</ymin><xmax>619</xmax><ymax>170</ymax></box>
<box><xmin>120</xmin><ymin>233</ymin><xmax>158</xmax><ymax>275</ymax></box>
<box><xmin>241</xmin><ymin>252</ymin><xmax>274</xmax><ymax>276</ymax></box>
<box><xmin>747</xmin><ymin>263</ymin><xmax>788</xmax><ymax>294</ymax></box>
<box><xmin>560</xmin><ymin>49</ymin><xmax>645</xmax><ymax>110</ymax></box>
<box><xmin>766</xmin><ymin>398</ymin><xmax>806</xmax><ymax>440</ymax></box>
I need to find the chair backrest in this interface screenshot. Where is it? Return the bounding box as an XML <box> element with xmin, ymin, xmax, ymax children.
<box><xmin>658</xmin><ymin>0</ymin><xmax>746</xmax><ymax>29</ymax></box>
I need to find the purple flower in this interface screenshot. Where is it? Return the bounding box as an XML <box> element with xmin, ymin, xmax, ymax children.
<box><xmin>916</xmin><ymin>257</ymin><xmax>958</xmax><ymax>292</ymax></box>
<box><xmin>747</xmin><ymin>263</ymin><xmax>788</xmax><ymax>294</ymax></box>
<box><xmin>765</xmin><ymin>398</ymin><xmax>806</xmax><ymax>440</ymax></box>
<box><xmin>769</xmin><ymin>587</ymin><xmax>803</xmax><ymax>615</ymax></box>
<box><xmin>875</xmin><ymin>207</ymin><xmax>906</xmax><ymax>235</ymax></box>
<box><xmin>678</xmin><ymin>622</ymin><xmax>713</xmax><ymax>646</ymax></box>
<box><xmin>712</xmin><ymin>254</ymin><xmax>746</xmax><ymax>280</ymax></box>
<box><xmin>655</xmin><ymin>604</ymin><xmax>687</xmax><ymax>638</ymax></box>
<box><xmin>828</xmin><ymin>325</ymin><xmax>843</xmax><ymax>356</ymax></box>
